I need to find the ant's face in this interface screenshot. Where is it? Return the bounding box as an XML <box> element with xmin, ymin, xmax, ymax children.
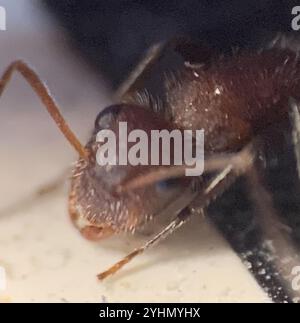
<box><xmin>69</xmin><ymin>104</ymin><xmax>194</xmax><ymax>240</ymax></box>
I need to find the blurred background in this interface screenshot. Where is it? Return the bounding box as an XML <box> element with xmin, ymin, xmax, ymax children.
<box><xmin>0</xmin><ymin>0</ymin><xmax>299</xmax><ymax>303</ymax></box>
<box><xmin>43</xmin><ymin>0</ymin><xmax>297</xmax><ymax>87</ymax></box>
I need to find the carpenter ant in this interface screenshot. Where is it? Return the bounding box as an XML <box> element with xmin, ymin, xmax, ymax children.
<box><xmin>1</xmin><ymin>35</ymin><xmax>300</xmax><ymax>283</ymax></box>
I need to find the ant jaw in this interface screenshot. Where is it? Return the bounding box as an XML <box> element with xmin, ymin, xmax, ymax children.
<box><xmin>69</xmin><ymin>194</ymin><xmax>117</xmax><ymax>241</ymax></box>
<box><xmin>80</xmin><ymin>225</ymin><xmax>116</xmax><ymax>241</ymax></box>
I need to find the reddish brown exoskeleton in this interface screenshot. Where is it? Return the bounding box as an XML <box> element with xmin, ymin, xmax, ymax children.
<box><xmin>1</xmin><ymin>35</ymin><xmax>300</xmax><ymax>281</ymax></box>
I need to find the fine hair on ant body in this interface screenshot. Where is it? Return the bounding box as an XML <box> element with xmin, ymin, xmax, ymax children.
<box><xmin>1</xmin><ymin>34</ymin><xmax>300</xmax><ymax>285</ymax></box>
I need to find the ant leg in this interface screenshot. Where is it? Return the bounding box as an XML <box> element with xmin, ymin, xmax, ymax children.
<box><xmin>115</xmin><ymin>42</ymin><xmax>165</xmax><ymax>101</ymax></box>
<box><xmin>97</xmin><ymin>205</ymin><xmax>199</xmax><ymax>280</ymax></box>
<box><xmin>98</xmin><ymin>144</ymin><xmax>255</xmax><ymax>280</ymax></box>
<box><xmin>0</xmin><ymin>61</ymin><xmax>88</xmax><ymax>160</ymax></box>
<box><xmin>289</xmin><ymin>97</ymin><xmax>300</xmax><ymax>179</ymax></box>
<box><xmin>117</xmin><ymin>144</ymin><xmax>254</xmax><ymax>193</ymax></box>
<box><xmin>115</xmin><ymin>37</ymin><xmax>214</xmax><ymax>101</ymax></box>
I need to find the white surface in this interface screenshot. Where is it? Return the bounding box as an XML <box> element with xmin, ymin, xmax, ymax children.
<box><xmin>0</xmin><ymin>0</ymin><xmax>270</xmax><ymax>302</ymax></box>
<box><xmin>0</xmin><ymin>190</ymin><xmax>270</xmax><ymax>303</ymax></box>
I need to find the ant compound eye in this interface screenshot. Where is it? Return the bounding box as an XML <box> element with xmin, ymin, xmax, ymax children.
<box><xmin>94</xmin><ymin>104</ymin><xmax>123</xmax><ymax>130</ymax></box>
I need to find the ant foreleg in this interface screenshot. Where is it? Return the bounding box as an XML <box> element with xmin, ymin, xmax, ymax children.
<box><xmin>98</xmin><ymin>143</ymin><xmax>255</xmax><ymax>280</ymax></box>
<box><xmin>117</xmin><ymin>144</ymin><xmax>254</xmax><ymax>193</ymax></box>
<box><xmin>97</xmin><ymin>205</ymin><xmax>199</xmax><ymax>280</ymax></box>
<box><xmin>115</xmin><ymin>37</ymin><xmax>214</xmax><ymax>101</ymax></box>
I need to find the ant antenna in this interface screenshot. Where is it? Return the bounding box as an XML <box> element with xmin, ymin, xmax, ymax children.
<box><xmin>0</xmin><ymin>60</ymin><xmax>88</xmax><ymax>160</ymax></box>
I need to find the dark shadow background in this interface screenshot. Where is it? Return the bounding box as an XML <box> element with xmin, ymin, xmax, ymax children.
<box><xmin>43</xmin><ymin>0</ymin><xmax>297</xmax><ymax>87</ymax></box>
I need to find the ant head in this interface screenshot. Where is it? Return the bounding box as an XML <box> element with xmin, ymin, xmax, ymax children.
<box><xmin>69</xmin><ymin>103</ymin><xmax>195</xmax><ymax>239</ymax></box>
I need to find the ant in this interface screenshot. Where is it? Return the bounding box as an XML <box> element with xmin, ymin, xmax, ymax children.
<box><xmin>1</xmin><ymin>35</ymin><xmax>300</xmax><ymax>284</ymax></box>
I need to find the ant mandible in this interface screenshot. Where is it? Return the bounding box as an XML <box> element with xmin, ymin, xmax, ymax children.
<box><xmin>1</xmin><ymin>35</ymin><xmax>300</xmax><ymax>281</ymax></box>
